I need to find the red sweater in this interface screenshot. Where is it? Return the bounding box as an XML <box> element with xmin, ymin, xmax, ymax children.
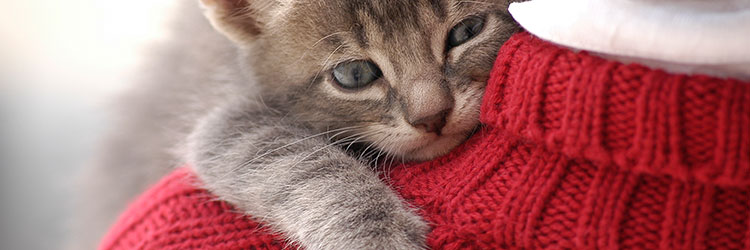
<box><xmin>100</xmin><ymin>32</ymin><xmax>750</xmax><ymax>250</ymax></box>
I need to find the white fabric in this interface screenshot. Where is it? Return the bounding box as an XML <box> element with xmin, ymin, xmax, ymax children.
<box><xmin>508</xmin><ymin>0</ymin><xmax>750</xmax><ymax>80</ymax></box>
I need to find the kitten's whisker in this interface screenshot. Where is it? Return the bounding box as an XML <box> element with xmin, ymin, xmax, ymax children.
<box><xmin>333</xmin><ymin>129</ymin><xmax>384</xmax><ymax>159</ymax></box>
<box><xmin>385</xmin><ymin>137</ymin><xmax>403</xmax><ymax>174</ymax></box>
<box><xmin>290</xmin><ymin>143</ymin><xmax>336</xmax><ymax>168</ymax></box>
<box><xmin>362</xmin><ymin>133</ymin><xmax>389</xmax><ymax>162</ymax></box>
<box><xmin>343</xmin><ymin>133</ymin><xmax>370</xmax><ymax>152</ymax></box>
<box><xmin>310</xmin><ymin>31</ymin><xmax>349</xmax><ymax>50</ymax></box>
<box><xmin>326</xmin><ymin>128</ymin><xmax>355</xmax><ymax>141</ymax></box>
<box><xmin>329</xmin><ymin>128</ymin><xmax>373</xmax><ymax>144</ymax></box>
<box><xmin>226</xmin><ymin>125</ymin><xmax>366</xmax><ymax>177</ymax></box>
<box><xmin>335</xmin><ymin>131</ymin><xmax>379</xmax><ymax>152</ymax></box>
<box><xmin>325</xmin><ymin>127</ymin><xmax>376</xmax><ymax>146</ymax></box>
<box><xmin>356</xmin><ymin>128</ymin><xmax>390</xmax><ymax>161</ymax></box>
<box><xmin>361</xmin><ymin>146</ymin><xmax>380</xmax><ymax>164</ymax></box>
<box><xmin>369</xmin><ymin>146</ymin><xmax>386</xmax><ymax>167</ymax></box>
<box><xmin>294</xmin><ymin>31</ymin><xmax>350</xmax><ymax>65</ymax></box>
<box><xmin>291</xmin><ymin>129</ymin><xmax>381</xmax><ymax>168</ymax></box>
<box><xmin>308</xmin><ymin>43</ymin><xmax>346</xmax><ymax>88</ymax></box>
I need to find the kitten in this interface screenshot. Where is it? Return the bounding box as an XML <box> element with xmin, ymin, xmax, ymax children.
<box><xmin>73</xmin><ymin>0</ymin><xmax>518</xmax><ymax>249</ymax></box>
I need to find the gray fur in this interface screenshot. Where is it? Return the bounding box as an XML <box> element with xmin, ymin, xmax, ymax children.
<box><xmin>188</xmin><ymin>100</ymin><xmax>428</xmax><ymax>249</ymax></box>
<box><xmin>72</xmin><ymin>0</ymin><xmax>517</xmax><ymax>249</ymax></box>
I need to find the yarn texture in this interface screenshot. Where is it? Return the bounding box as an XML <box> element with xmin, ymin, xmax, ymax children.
<box><xmin>100</xmin><ymin>32</ymin><xmax>750</xmax><ymax>250</ymax></box>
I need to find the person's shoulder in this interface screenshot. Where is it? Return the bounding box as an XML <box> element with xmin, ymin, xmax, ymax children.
<box><xmin>98</xmin><ymin>167</ymin><xmax>287</xmax><ymax>250</ymax></box>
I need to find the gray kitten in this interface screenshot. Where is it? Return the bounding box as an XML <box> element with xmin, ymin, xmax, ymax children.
<box><xmin>72</xmin><ymin>0</ymin><xmax>518</xmax><ymax>249</ymax></box>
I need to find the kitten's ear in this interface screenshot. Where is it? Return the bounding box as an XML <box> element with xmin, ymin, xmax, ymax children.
<box><xmin>199</xmin><ymin>0</ymin><xmax>275</xmax><ymax>44</ymax></box>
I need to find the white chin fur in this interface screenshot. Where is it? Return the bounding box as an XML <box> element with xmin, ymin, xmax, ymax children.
<box><xmin>403</xmin><ymin>133</ymin><xmax>469</xmax><ymax>161</ymax></box>
<box><xmin>375</xmin><ymin>130</ymin><xmax>471</xmax><ymax>162</ymax></box>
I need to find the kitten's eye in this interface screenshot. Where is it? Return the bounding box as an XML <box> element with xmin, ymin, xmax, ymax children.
<box><xmin>332</xmin><ymin>60</ymin><xmax>382</xmax><ymax>89</ymax></box>
<box><xmin>447</xmin><ymin>16</ymin><xmax>485</xmax><ymax>50</ymax></box>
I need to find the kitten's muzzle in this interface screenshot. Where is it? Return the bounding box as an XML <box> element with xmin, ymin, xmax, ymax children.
<box><xmin>409</xmin><ymin>109</ymin><xmax>450</xmax><ymax>135</ymax></box>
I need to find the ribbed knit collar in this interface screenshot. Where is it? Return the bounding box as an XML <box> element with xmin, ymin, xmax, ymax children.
<box><xmin>481</xmin><ymin>32</ymin><xmax>750</xmax><ymax>186</ymax></box>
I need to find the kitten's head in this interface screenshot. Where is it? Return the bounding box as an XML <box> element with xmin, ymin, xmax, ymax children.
<box><xmin>201</xmin><ymin>0</ymin><xmax>518</xmax><ymax>161</ymax></box>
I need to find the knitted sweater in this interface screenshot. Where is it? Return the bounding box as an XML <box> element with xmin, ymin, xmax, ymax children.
<box><xmin>99</xmin><ymin>32</ymin><xmax>750</xmax><ymax>250</ymax></box>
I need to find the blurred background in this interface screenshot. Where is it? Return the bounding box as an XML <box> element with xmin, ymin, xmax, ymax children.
<box><xmin>0</xmin><ymin>1</ymin><xmax>175</xmax><ymax>249</ymax></box>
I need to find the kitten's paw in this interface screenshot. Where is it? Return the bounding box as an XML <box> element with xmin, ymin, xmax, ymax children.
<box><xmin>336</xmin><ymin>208</ymin><xmax>429</xmax><ymax>250</ymax></box>
<box><xmin>301</xmin><ymin>205</ymin><xmax>429</xmax><ymax>250</ymax></box>
<box><xmin>363</xmin><ymin>209</ymin><xmax>429</xmax><ymax>250</ymax></box>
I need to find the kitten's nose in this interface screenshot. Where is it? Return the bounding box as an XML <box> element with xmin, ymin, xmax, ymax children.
<box><xmin>401</xmin><ymin>76</ymin><xmax>454</xmax><ymax>134</ymax></box>
<box><xmin>410</xmin><ymin>109</ymin><xmax>450</xmax><ymax>134</ymax></box>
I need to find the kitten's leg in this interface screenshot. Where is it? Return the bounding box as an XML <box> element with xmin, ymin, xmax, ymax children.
<box><xmin>188</xmin><ymin>101</ymin><xmax>428</xmax><ymax>250</ymax></box>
